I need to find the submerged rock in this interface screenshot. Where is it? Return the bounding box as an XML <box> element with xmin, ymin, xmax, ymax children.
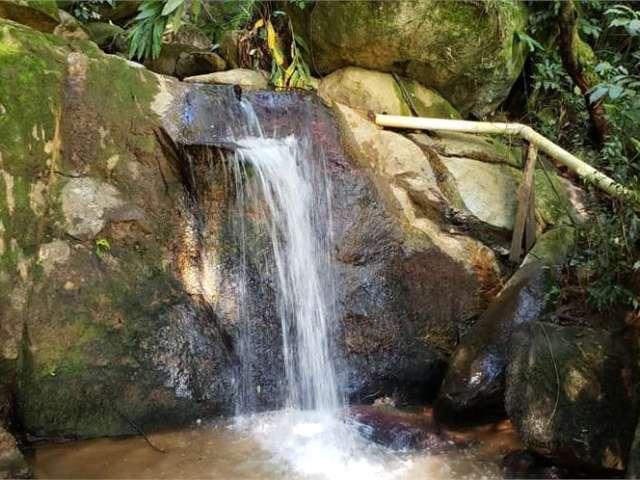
<box><xmin>349</xmin><ymin>405</ymin><xmax>454</xmax><ymax>452</ymax></box>
<box><xmin>291</xmin><ymin>0</ymin><xmax>529</xmax><ymax>115</ymax></box>
<box><xmin>506</xmin><ymin>322</ymin><xmax>636</xmax><ymax>472</ymax></box>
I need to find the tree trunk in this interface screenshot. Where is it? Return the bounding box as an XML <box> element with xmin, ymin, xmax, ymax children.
<box><xmin>557</xmin><ymin>0</ymin><xmax>608</xmax><ymax>145</ymax></box>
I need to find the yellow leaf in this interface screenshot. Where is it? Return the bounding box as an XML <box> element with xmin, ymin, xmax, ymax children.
<box><xmin>284</xmin><ymin>63</ymin><xmax>296</xmax><ymax>84</ymax></box>
<box><xmin>267</xmin><ymin>21</ymin><xmax>285</xmax><ymax>66</ymax></box>
<box><xmin>253</xmin><ymin>18</ymin><xmax>265</xmax><ymax>30</ymax></box>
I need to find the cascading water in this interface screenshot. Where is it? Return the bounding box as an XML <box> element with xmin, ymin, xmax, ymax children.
<box><xmin>232</xmin><ymin>135</ymin><xmax>340</xmax><ymax>413</ymax></box>
<box><xmin>224</xmin><ymin>98</ymin><xmax>411</xmax><ymax>479</ymax></box>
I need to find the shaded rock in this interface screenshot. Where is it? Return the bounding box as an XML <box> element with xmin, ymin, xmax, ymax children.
<box><xmin>627</xmin><ymin>419</ymin><xmax>640</xmax><ymax>478</ymax></box>
<box><xmin>501</xmin><ymin>449</ymin><xmax>567</xmax><ymax>479</ymax></box>
<box><xmin>318</xmin><ymin>66</ymin><xmax>460</xmax><ymax>118</ymax></box>
<box><xmin>83</xmin><ymin>21</ymin><xmax>127</xmax><ymax>53</ymax></box>
<box><xmin>0</xmin><ymin>0</ymin><xmax>59</xmax><ymax>33</ymax></box>
<box><xmin>436</xmin><ymin>228</ymin><xmax>574</xmax><ymax>418</ymax></box>
<box><xmin>506</xmin><ymin>322</ymin><xmax>637</xmax><ymax>472</ymax></box>
<box><xmin>53</xmin><ymin>9</ymin><xmax>89</xmax><ymax>40</ymax></box>
<box><xmin>349</xmin><ymin>405</ymin><xmax>454</xmax><ymax>452</ymax></box>
<box><xmin>0</xmin><ymin>427</ymin><xmax>30</xmax><ymax>479</ymax></box>
<box><xmin>144</xmin><ymin>44</ymin><xmax>227</xmax><ymax>79</ymax></box>
<box><xmin>292</xmin><ymin>0</ymin><xmax>529</xmax><ymax>115</ymax></box>
<box><xmin>218</xmin><ymin>30</ymin><xmax>240</xmax><ymax>69</ymax></box>
<box><xmin>166</xmin><ymin>24</ymin><xmax>213</xmax><ymax>51</ymax></box>
<box><xmin>94</xmin><ymin>1</ymin><xmax>139</xmax><ymax>26</ymax></box>
<box><xmin>184</xmin><ymin>68</ymin><xmax>268</xmax><ymax>88</ymax></box>
<box><xmin>436</xmin><ymin>261</ymin><xmax>555</xmax><ymax>419</ymax></box>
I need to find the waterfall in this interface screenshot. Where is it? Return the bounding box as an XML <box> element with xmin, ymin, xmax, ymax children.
<box><xmin>220</xmin><ymin>94</ymin><xmax>407</xmax><ymax>480</ymax></box>
<box><xmin>229</xmin><ymin>100</ymin><xmax>340</xmax><ymax>414</ymax></box>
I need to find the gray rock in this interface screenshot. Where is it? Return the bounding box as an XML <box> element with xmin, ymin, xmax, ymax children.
<box><xmin>37</xmin><ymin>240</ymin><xmax>71</xmax><ymax>275</ymax></box>
<box><xmin>183</xmin><ymin>69</ymin><xmax>269</xmax><ymax>88</ymax></box>
<box><xmin>61</xmin><ymin>177</ymin><xmax>133</xmax><ymax>241</ymax></box>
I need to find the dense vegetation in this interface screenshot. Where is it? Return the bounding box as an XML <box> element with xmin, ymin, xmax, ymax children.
<box><xmin>520</xmin><ymin>1</ymin><xmax>640</xmax><ymax>312</ymax></box>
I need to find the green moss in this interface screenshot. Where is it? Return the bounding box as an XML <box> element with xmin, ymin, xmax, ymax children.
<box><xmin>534</xmin><ymin>165</ymin><xmax>577</xmax><ymax>226</ymax></box>
<box><xmin>400</xmin><ymin>78</ymin><xmax>461</xmax><ymax>119</ymax></box>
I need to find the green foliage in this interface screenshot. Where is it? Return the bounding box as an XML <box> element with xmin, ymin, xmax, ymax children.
<box><xmin>127</xmin><ymin>0</ymin><xmax>206</xmax><ymax>60</ymax></box>
<box><xmin>68</xmin><ymin>0</ymin><xmax>114</xmax><ymax>22</ymax></box>
<box><xmin>526</xmin><ymin>1</ymin><xmax>640</xmax><ymax>311</ymax></box>
<box><xmin>267</xmin><ymin>18</ymin><xmax>312</xmax><ymax>90</ymax></box>
<box><xmin>95</xmin><ymin>237</ymin><xmax>111</xmax><ymax>259</ymax></box>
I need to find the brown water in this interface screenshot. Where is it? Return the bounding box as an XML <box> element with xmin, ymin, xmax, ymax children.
<box><xmin>27</xmin><ymin>410</ymin><xmax>520</xmax><ymax>480</ymax></box>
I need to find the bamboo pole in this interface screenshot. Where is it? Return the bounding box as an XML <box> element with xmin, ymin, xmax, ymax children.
<box><xmin>374</xmin><ymin>115</ymin><xmax>633</xmax><ymax>200</ymax></box>
<box><xmin>510</xmin><ymin>143</ymin><xmax>538</xmax><ymax>262</ymax></box>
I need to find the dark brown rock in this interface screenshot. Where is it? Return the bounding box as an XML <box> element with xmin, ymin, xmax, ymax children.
<box><xmin>506</xmin><ymin>323</ymin><xmax>637</xmax><ymax>472</ymax></box>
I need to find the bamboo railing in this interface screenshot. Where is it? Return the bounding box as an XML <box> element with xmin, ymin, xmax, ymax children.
<box><xmin>374</xmin><ymin>115</ymin><xmax>634</xmax><ymax>261</ymax></box>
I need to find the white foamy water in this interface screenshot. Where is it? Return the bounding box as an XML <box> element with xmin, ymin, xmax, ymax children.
<box><xmin>233</xmin><ymin>135</ymin><xmax>339</xmax><ymax>412</ymax></box>
<box><xmin>233</xmin><ymin>410</ymin><xmax>413</xmax><ymax>480</ymax></box>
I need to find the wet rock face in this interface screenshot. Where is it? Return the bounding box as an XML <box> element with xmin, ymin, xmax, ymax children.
<box><xmin>175</xmin><ymin>88</ymin><xmax>501</xmax><ymax>403</ymax></box>
<box><xmin>436</xmin><ymin>262</ymin><xmax>554</xmax><ymax>419</ymax></box>
<box><xmin>505</xmin><ymin>323</ymin><xmax>637</xmax><ymax>472</ymax></box>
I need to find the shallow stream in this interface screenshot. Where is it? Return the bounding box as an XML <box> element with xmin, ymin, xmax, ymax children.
<box><xmin>28</xmin><ymin>408</ymin><xmax>519</xmax><ymax>479</ymax></box>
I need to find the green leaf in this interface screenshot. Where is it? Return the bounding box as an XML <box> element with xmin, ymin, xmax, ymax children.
<box><xmin>609</xmin><ymin>84</ymin><xmax>624</xmax><ymax>99</ymax></box>
<box><xmin>589</xmin><ymin>85</ymin><xmax>608</xmax><ymax>103</ymax></box>
<box><xmin>628</xmin><ymin>19</ymin><xmax>640</xmax><ymax>36</ymax></box>
<box><xmin>161</xmin><ymin>0</ymin><xmax>183</xmax><ymax>16</ymax></box>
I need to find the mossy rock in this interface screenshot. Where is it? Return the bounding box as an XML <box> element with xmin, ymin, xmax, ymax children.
<box><xmin>318</xmin><ymin>66</ymin><xmax>461</xmax><ymax>119</ymax></box>
<box><xmin>0</xmin><ymin>20</ymin><xmax>233</xmax><ymax>438</ymax></box>
<box><xmin>293</xmin><ymin>0</ymin><xmax>529</xmax><ymax>116</ymax></box>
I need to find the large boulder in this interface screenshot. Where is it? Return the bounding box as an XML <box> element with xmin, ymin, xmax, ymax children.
<box><xmin>435</xmin><ymin>227</ymin><xmax>574</xmax><ymax>419</ymax></box>
<box><xmin>506</xmin><ymin>322</ymin><xmax>637</xmax><ymax>472</ymax></box>
<box><xmin>0</xmin><ymin>18</ymin><xmax>506</xmax><ymax>439</ymax></box>
<box><xmin>0</xmin><ymin>19</ymin><xmax>232</xmax><ymax>438</ymax></box>
<box><xmin>330</xmin><ymin>102</ymin><xmax>505</xmax><ymax>398</ymax></box>
<box><xmin>318</xmin><ymin>67</ymin><xmax>461</xmax><ymax>118</ymax></box>
<box><xmin>292</xmin><ymin>0</ymin><xmax>529</xmax><ymax>115</ymax></box>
